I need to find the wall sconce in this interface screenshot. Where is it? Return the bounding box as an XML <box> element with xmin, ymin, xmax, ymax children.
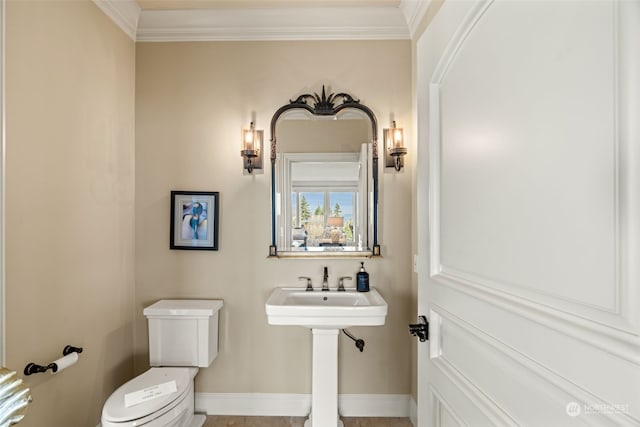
<box><xmin>240</xmin><ymin>121</ymin><xmax>263</xmax><ymax>174</ymax></box>
<box><xmin>384</xmin><ymin>121</ymin><xmax>407</xmax><ymax>171</ymax></box>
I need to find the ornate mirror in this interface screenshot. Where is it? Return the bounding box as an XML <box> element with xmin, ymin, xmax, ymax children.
<box><xmin>269</xmin><ymin>86</ymin><xmax>380</xmax><ymax>257</ymax></box>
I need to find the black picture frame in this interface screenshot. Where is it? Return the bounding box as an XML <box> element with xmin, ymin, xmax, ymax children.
<box><xmin>170</xmin><ymin>191</ymin><xmax>219</xmax><ymax>250</ymax></box>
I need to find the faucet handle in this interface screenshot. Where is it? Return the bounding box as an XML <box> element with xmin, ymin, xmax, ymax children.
<box><xmin>338</xmin><ymin>276</ymin><xmax>352</xmax><ymax>291</ymax></box>
<box><xmin>298</xmin><ymin>276</ymin><xmax>313</xmax><ymax>291</ymax></box>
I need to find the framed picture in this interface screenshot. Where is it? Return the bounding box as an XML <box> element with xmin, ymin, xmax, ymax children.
<box><xmin>170</xmin><ymin>191</ymin><xmax>219</xmax><ymax>250</ymax></box>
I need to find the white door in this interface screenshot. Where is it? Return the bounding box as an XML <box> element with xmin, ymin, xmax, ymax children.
<box><xmin>0</xmin><ymin>0</ymin><xmax>5</xmax><ymax>366</ymax></box>
<box><xmin>415</xmin><ymin>1</ymin><xmax>640</xmax><ymax>426</ymax></box>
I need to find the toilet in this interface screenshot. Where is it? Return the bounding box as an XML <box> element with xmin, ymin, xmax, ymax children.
<box><xmin>102</xmin><ymin>299</ymin><xmax>223</xmax><ymax>427</ymax></box>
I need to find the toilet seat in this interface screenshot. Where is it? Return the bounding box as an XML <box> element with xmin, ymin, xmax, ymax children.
<box><xmin>102</xmin><ymin>367</ymin><xmax>197</xmax><ymax>426</ymax></box>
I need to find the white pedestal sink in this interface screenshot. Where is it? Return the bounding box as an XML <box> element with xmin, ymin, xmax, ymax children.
<box><xmin>266</xmin><ymin>287</ymin><xmax>388</xmax><ymax>427</ymax></box>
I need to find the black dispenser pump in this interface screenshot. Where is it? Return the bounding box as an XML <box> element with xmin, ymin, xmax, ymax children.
<box><xmin>356</xmin><ymin>262</ymin><xmax>370</xmax><ymax>292</ymax></box>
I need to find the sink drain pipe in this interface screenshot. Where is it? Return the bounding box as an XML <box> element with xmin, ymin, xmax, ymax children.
<box><xmin>342</xmin><ymin>329</ymin><xmax>365</xmax><ymax>352</ymax></box>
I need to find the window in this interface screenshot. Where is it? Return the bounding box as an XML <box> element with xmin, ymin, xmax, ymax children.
<box><xmin>291</xmin><ymin>190</ymin><xmax>357</xmax><ymax>247</ymax></box>
<box><xmin>277</xmin><ymin>151</ymin><xmax>369</xmax><ymax>252</ymax></box>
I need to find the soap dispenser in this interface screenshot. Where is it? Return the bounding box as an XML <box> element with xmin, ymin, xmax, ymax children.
<box><xmin>356</xmin><ymin>262</ymin><xmax>370</xmax><ymax>292</ymax></box>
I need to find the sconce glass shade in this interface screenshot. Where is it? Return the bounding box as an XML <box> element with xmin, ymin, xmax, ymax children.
<box><xmin>241</xmin><ymin>122</ymin><xmax>263</xmax><ymax>173</ymax></box>
<box><xmin>384</xmin><ymin>121</ymin><xmax>406</xmax><ymax>171</ymax></box>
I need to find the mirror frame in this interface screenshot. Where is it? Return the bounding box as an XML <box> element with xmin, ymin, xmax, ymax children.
<box><xmin>269</xmin><ymin>86</ymin><xmax>381</xmax><ymax>257</ymax></box>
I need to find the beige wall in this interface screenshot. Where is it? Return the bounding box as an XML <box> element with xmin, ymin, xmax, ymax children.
<box><xmin>135</xmin><ymin>40</ymin><xmax>414</xmax><ymax>395</ymax></box>
<box><xmin>5</xmin><ymin>1</ymin><xmax>136</xmax><ymax>426</ymax></box>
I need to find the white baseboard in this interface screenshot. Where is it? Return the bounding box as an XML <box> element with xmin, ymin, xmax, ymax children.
<box><xmin>195</xmin><ymin>393</ymin><xmax>412</xmax><ymax>418</ymax></box>
<box><xmin>196</xmin><ymin>393</ymin><xmax>311</xmax><ymax>416</ymax></box>
<box><xmin>340</xmin><ymin>394</ymin><xmax>411</xmax><ymax>417</ymax></box>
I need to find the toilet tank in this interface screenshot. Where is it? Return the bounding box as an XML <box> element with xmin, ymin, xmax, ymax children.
<box><xmin>143</xmin><ymin>299</ymin><xmax>224</xmax><ymax>368</ymax></box>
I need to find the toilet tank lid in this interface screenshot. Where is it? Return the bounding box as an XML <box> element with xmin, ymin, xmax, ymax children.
<box><xmin>143</xmin><ymin>299</ymin><xmax>223</xmax><ymax>317</ymax></box>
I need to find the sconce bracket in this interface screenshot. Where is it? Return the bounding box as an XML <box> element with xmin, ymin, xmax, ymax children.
<box><xmin>385</xmin><ymin>143</ymin><xmax>407</xmax><ymax>171</ymax></box>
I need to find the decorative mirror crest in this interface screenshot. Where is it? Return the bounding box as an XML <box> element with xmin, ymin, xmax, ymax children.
<box><xmin>269</xmin><ymin>85</ymin><xmax>380</xmax><ymax>258</ymax></box>
<box><xmin>270</xmin><ymin>86</ymin><xmax>379</xmax><ymax>161</ymax></box>
<box><xmin>290</xmin><ymin>86</ymin><xmax>359</xmax><ymax>114</ymax></box>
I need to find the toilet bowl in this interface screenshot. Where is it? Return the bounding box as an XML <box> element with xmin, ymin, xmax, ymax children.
<box><xmin>102</xmin><ymin>367</ymin><xmax>200</xmax><ymax>427</ymax></box>
<box><xmin>101</xmin><ymin>300</ymin><xmax>223</xmax><ymax>427</ymax></box>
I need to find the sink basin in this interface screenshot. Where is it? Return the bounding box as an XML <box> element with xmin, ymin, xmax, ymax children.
<box><xmin>266</xmin><ymin>287</ymin><xmax>387</xmax><ymax>329</ymax></box>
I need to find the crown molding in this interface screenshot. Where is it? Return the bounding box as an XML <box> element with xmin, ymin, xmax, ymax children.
<box><xmin>91</xmin><ymin>1</ymin><xmax>415</xmax><ymax>42</ymax></box>
<box><xmin>136</xmin><ymin>7</ymin><xmax>410</xmax><ymax>41</ymax></box>
<box><xmin>92</xmin><ymin>0</ymin><xmax>141</xmax><ymax>41</ymax></box>
<box><xmin>399</xmin><ymin>0</ymin><xmax>431</xmax><ymax>38</ymax></box>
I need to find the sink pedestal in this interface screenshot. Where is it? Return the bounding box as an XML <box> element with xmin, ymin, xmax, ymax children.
<box><xmin>304</xmin><ymin>328</ymin><xmax>343</xmax><ymax>427</ymax></box>
<box><xmin>265</xmin><ymin>287</ymin><xmax>388</xmax><ymax>427</ymax></box>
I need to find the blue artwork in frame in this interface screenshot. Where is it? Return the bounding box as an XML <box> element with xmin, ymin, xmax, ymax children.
<box><xmin>170</xmin><ymin>191</ymin><xmax>219</xmax><ymax>250</ymax></box>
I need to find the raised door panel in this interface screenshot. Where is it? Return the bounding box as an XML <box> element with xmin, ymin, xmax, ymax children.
<box><xmin>428</xmin><ymin>0</ymin><xmax>638</xmax><ymax>337</ymax></box>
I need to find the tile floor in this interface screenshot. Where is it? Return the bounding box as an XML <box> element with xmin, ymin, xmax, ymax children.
<box><xmin>204</xmin><ymin>416</ymin><xmax>413</xmax><ymax>427</ymax></box>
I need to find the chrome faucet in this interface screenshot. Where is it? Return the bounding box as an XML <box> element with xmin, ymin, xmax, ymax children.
<box><xmin>322</xmin><ymin>266</ymin><xmax>329</xmax><ymax>291</ymax></box>
<box><xmin>299</xmin><ymin>276</ymin><xmax>313</xmax><ymax>292</ymax></box>
<box><xmin>338</xmin><ymin>276</ymin><xmax>352</xmax><ymax>292</ymax></box>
